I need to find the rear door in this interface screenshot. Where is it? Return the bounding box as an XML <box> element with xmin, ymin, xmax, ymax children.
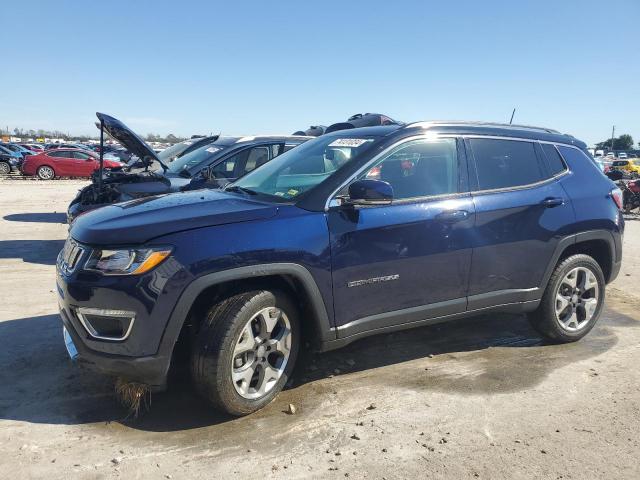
<box><xmin>47</xmin><ymin>150</ymin><xmax>75</xmax><ymax>176</ymax></box>
<box><xmin>465</xmin><ymin>137</ymin><xmax>574</xmax><ymax>309</ymax></box>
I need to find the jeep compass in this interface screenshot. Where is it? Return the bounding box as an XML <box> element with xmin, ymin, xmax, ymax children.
<box><xmin>58</xmin><ymin>121</ymin><xmax>623</xmax><ymax>415</ymax></box>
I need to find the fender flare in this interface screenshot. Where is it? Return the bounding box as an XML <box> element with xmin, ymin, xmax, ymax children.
<box><xmin>539</xmin><ymin>230</ymin><xmax>617</xmax><ymax>289</ymax></box>
<box><xmin>157</xmin><ymin>263</ymin><xmax>335</xmax><ymax>358</ymax></box>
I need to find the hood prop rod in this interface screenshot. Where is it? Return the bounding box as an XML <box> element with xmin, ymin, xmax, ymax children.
<box><xmin>98</xmin><ymin>119</ymin><xmax>104</xmax><ymax>193</ymax></box>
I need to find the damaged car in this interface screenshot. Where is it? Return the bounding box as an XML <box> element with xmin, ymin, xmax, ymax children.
<box><xmin>67</xmin><ymin>113</ymin><xmax>311</xmax><ymax>223</ymax></box>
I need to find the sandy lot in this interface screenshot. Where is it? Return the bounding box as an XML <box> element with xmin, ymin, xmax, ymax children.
<box><xmin>1</xmin><ymin>178</ymin><xmax>639</xmax><ymax>479</ymax></box>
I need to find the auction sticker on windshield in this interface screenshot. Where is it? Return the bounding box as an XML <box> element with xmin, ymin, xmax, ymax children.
<box><xmin>328</xmin><ymin>138</ymin><xmax>373</xmax><ymax>148</ymax></box>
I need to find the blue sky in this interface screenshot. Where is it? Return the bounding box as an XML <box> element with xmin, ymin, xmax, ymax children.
<box><xmin>1</xmin><ymin>0</ymin><xmax>638</xmax><ymax>147</ymax></box>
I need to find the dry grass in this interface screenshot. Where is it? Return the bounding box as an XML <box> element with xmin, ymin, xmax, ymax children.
<box><xmin>114</xmin><ymin>378</ymin><xmax>150</xmax><ymax>418</ymax></box>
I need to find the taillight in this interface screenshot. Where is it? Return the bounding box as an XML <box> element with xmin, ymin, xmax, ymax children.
<box><xmin>610</xmin><ymin>187</ymin><xmax>623</xmax><ymax>210</ymax></box>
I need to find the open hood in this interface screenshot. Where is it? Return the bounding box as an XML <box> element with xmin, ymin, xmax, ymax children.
<box><xmin>96</xmin><ymin>112</ymin><xmax>168</xmax><ymax>171</ymax></box>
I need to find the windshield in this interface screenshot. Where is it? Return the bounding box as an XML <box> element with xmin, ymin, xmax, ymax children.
<box><xmin>230</xmin><ymin>135</ymin><xmax>380</xmax><ymax>200</ymax></box>
<box><xmin>165</xmin><ymin>144</ymin><xmax>226</xmax><ymax>175</ymax></box>
<box><xmin>158</xmin><ymin>140</ymin><xmax>197</xmax><ymax>162</ymax></box>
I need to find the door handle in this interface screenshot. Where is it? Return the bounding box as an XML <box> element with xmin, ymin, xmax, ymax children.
<box><xmin>542</xmin><ymin>197</ymin><xmax>564</xmax><ymax>208</ymax></box>
<box><xmin>436</xmin><ymin>210</ymin><xmax>469</xmax><ymax>222</ymax></box>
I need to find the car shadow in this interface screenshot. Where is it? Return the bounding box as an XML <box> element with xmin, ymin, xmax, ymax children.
<box><xmin>0</xmin><ymin>239</ymin><xmax>65</xmax><ymax>265</ymax></box>
<box><xmin>3</xmin><ymin>212</ymin><xmax>67</xmax><ymax>223</ymax></box>
<box><xmin>0</xmin><ymin>305</ymin><xmax>635</xmax><ymax>434</ymax></box>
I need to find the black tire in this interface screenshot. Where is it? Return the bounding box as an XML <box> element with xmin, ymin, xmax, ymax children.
<box><xmin>37</xmin><ymin>165</ymin><xmax>55</xmax><ymax>180</ymax></box>
<box><xmin>0</xmin><ymin>161</ymin><xmax>10</xmax><ymax>175</ymax></box>
<box><xmin>528</xmin><ymin>254</ymin><xmax>605</xmax><ymax>343</ymax></box>
<box><xmin>190</xmin><ymin>289</ymin><xmax>300</xmax><ymax>416</ymax></box>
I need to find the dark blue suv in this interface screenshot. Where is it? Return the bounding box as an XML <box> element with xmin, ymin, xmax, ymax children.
<box><xmin>57</xmin><ymin>121</ymin><xmax>623</xmax><ymax>415</ymax></box>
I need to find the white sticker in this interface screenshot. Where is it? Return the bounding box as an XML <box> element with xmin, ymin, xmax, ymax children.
<box><xmin>206</xmin><ymin>146</ymin><xmax>222</xmax><ymax>153</ymax></box>
<box><xmin>328</xmin><ymin>138</ymin><xmax>372</xmax><ymax>148</ymax></box>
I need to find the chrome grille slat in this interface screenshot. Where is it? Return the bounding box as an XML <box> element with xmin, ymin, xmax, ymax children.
<box><xmin>58</xmin><ymin>238</ymin><xmax>86</xmax><ymax>274</ymax></box>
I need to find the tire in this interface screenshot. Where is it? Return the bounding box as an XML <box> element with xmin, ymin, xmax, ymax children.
<box><xmin>37</xmin><ymin>165</ymin><xmax>55</xmax><ymax>180</ymax></box>
<box><xmin>0</xmin><ymin>161</ymin><xmax>10</xmax><ymax>175</ymax></box>
<box><xmin>528</xmin><ymin>254</ymin><xmax>605</xmax><ymax>343</ymax></box>
<box><xmin>190</xmin><ymin>289</ymin><xmax>300</xmax><ymax>416</ymax></box>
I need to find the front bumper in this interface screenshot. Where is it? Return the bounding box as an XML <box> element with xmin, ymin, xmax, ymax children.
<box><xmin>60</xmin><ymin>307</ymin><xmax>170</xmax><ymax>389</ymax></box>
<box><xmin>56</xmin><ymin>241</ymin><xmax>188</xmax><ymax>390</ymax></box>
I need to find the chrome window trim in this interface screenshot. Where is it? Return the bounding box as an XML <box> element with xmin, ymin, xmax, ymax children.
<box><xmin>463</xmin><ymin>135</ymin><xmax>572</xmax><ymax>195</ymax></box>
<box><xmin>325</xmin><ymin>134</ymin><xmax>582</xmax><ymax>210</ymax></box>
<box><xmin>75</xmin><ymin>307</ymin><xmax>136</xmax><ymax>342</ymax></box>
<box><xmin>324</xmin><ymin>134</ymin><xmax>459</xmax><ymax>211</ymax></box>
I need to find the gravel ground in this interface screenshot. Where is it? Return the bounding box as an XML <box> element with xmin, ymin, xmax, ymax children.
<box><xmin>0</xmin><ymin>179</ymin><xmax>639</xmax><ymax>479</ymax></box>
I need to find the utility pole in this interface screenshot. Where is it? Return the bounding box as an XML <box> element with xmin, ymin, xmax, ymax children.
<box><xmin>509</xmin><ymin>108</ymin><xmax>516</xmax><ymax>125</ymax></box>
<box><xmin>610</xmin><ymin>125</ymin><xmax>615</xmax><ymax>154</ymax></box>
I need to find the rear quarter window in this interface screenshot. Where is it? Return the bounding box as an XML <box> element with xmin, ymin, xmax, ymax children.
<box><xmin>469</xmin><ymin>138</ymin><xmax>545</xmax><ymax>190</ymax></box>
<box><xmin>540</xmin><ymin>143</ymin><xmax>567</xmax><ymax>175</ymax></box>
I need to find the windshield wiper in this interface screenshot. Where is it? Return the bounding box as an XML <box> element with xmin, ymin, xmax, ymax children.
<box><xmin>225</xmin><ymin>185</ymin><xmax>257</xmax><ymax>195</ymax></box>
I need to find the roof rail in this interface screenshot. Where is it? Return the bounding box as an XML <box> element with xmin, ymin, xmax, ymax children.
<box><xmin>403</xmin><ymin>121</ymin><xmax>561</xmax><ymax>135</ymax></box>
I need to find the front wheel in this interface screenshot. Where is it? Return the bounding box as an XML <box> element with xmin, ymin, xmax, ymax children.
<box><xmin>528</xmin><ymin>254</ymin><xmax>605</xmax><ymax>342</ymax></box>
<box><xmin>190</xmin><ymin>289</ymin><xmax>300</xmax><ymax>416</ymax></box>
<box><xmin>37</xmin><ymin>165</ymin><xmax>55</xmax><ymax>180</ymax></box>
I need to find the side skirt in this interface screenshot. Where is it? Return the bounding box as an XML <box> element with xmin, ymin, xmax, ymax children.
<box><xmin>318</xmin><ymin>298</ymin><xmax>540</xmax><ymax>352</ymax></box>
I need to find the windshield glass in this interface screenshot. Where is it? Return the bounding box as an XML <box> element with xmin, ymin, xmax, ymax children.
<box><xmin>165</xmin><ymin>144</ymin><xmax>226</xmax><ymax>175</ymax></box>
<box><xmin>230</xmin><ymin>135</ymin><xmax>380</xmax><ymax>200</ymax></box>
<box><xmin>158</xmin><ymin>140</ymin><xmax>198</xmax><ymax>162</ymax></box>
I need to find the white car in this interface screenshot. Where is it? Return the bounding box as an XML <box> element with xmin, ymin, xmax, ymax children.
<box><xmin>619</xmin><ymin>152</ymin><xmax>628</xmax><ymax>159</ymax></box>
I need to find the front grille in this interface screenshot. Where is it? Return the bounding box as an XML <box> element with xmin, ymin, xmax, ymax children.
<box><xmin>58</xmin><ymin>237</ymin><xmax>86</xmax><ymax>274</ymax></box>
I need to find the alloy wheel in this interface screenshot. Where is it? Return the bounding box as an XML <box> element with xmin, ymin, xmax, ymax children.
<box><xmin>0</xmin><ymin>162</ymin><xmax>10</xmax><ymax>175</ymax></box>
<box><xmin>38</xmin><ymin>166</ymin><xmax>54</xmax><ymax>180</ymax></box>
<box><xmin>555</xmin><ymin>266</ymin><xmax>599</xmax><ymax>331</ymax></box>
<box><xmin>231</xmin><ymin>307</ymin><xmax>292</xmax><ymax>399</ymax></box>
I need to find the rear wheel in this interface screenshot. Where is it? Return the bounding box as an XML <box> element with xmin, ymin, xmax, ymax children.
<box><xmin>528</xmin><ymin>254</ymin><xmax>605</xmax><ymax>342</ymax></box>
<box><xmin>0</xmin><ymin>161</ymin><xmax>10</xmax><ymax>175</ymax></box>
<box><xmin>190</xmin><ymin>289</ymin><xmax>300</xmax><ymax>416</ymax></box>
<box><xmin>37</xmin><ymin>165</ymin><xmax>55</xmax><ymax>180</ymax></box>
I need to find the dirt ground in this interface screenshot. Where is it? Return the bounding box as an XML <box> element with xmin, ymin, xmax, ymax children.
<box><xmin>1</xmin><ymin>178</ymin><xmax>639</xmax><ymax>480</ymax></box>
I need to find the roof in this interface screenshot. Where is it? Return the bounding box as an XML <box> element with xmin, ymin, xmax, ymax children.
<box><xmin>401</xmin><ymin>121</ymin><xmax>587</xmax><ymax>149</ymax></box>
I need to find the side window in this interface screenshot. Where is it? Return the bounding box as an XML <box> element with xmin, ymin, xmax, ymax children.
<box><xmin>283</xmin><ymin>144</ymin><xmax>297</xmax><ymax>153</ymax></box>
<box><xmin>211</xmin><ymin>154</ymin><xmax>240</xmax><ymax>179</ymax></box>
<box><xmin>470</xmin><ymin>138</ymin><xmax>544</xmax><ymax>190</ymax></box>
<box><xmin>73</xmin><ymin>151</ymin><xmax>90</xmax><ymax>160</ymax></box>
<box><xmin>243</xmin><ymin>146</ymin><xmax>271</xmax><ymax>174</ymax></box>
<box><xmin>359</xmin><ymin>138</ymin><xmax>459</xmax><ymax>200</ymax></box>
<box><xmin>48</xmin><ymin>151</ymin><xmax>67</xmax><ymax>158</ymax></box>
<box><xmin>541</xmin><ymin>143</ymin><xmax>567</xmax><ymax>176</ymax></box>
<box><xmin>557</xmin><ymin>146</ymin><xmax>604</xmax><ymax>173</ymax></box>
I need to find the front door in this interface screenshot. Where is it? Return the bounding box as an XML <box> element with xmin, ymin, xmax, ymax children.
<box><xmin>328</xmin><ymin>137</ymin><xmax>475</xmax><ymax>335</ymax></box>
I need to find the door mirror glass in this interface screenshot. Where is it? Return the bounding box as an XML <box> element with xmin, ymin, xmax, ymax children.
<box><xmin>347</xmin><ymin>179</ymin><xmax>393</xmax><ymax>206</ymax></box>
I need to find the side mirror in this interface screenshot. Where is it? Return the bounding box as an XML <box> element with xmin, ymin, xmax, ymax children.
<box><xmin>346</xmin><ymin>179</ymin><xmax>393</xmax><ymax>206</ymax></box>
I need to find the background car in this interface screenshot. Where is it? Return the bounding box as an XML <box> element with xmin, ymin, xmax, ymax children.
<box><xmin>611</xmin><ymin>159</ymin><xmax>640</xmax><ymax>178</ymax></box>
<box><xmin>0</xmin><ymin>142</ymin><xmax>34</xmax><ymax>159</ymax></box>
<box><xmin>0</xmin><ymin>145</ymin><xmax>23</xmax><ymax>174</ymax></box>
<box><xmin>45</xmin><ymin>143</ymin><xmax>94</xmax><ymax>152</ymax></box>
<box><xmin>21</xmin><ymin>148</ymin><xmax>123</xmax><ymax>179</ymax></box>
<box><xmin>67</xmin><ymin>113</ymin><xmax>311</xmax><ymax>222</ymax></box>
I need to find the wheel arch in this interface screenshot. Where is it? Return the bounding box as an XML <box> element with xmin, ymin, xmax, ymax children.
<box><xmin>160</xmin><ymin>263</ymin><xmax>334</xmax><ymax>365</ymax></box>
<box><xmin>541</xmin><ymin>231</ymin><xmax>617</xmax><ymax>289</ymax></box>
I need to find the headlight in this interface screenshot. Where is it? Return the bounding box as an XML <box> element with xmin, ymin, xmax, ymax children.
<box><xmin>84</xmin><ymin>247</ymin><xmax>172</xmax><ymax>275</ymax></box>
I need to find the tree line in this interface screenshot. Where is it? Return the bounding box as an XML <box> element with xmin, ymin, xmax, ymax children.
<box><xmin>0</xmin><ymin>127</ymin><xmax>186</xmax><ymax>144</ymax></box>
<box><xmin>595</xmin><ymin>134</ymin><xmax>637</xmax><ymax>151</ymax></box>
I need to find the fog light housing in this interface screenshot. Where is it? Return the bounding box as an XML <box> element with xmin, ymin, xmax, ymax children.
<box><xmin>75</xmin><ymin>307</ymin><xmax>135</xmax><ymax>341</ymax></box>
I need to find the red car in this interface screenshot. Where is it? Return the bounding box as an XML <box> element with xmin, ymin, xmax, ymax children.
<box><xmin>22</xmin><ymin>148</ymin><xmax>122</xmax><ymax>180</ymax></box>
